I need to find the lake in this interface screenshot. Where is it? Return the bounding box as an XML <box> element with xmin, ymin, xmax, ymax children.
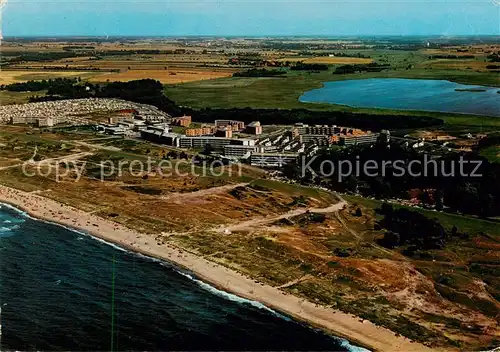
<box><xmin>299</xmin><ymin>78</ymin><xmax>500</xmax><ymax>117</ymax></box>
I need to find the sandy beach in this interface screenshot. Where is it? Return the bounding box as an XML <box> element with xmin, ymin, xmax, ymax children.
<box><xmin>0</xmin><ymin>184</ymin><xmax>436</xmax><ymax>352</ymax></box>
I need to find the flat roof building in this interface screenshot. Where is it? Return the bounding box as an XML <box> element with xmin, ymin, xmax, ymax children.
<box><xmin>245</xmin><ymin>121</ymin><xmax>263</xmax><ymax>135</ymax></box>
<box><xmin>215</xmin><ymin>120</ymin><xmax>245</xmax><ymax>131</ymax></box>
<box><xmin>178</xmin><ymin>137</ymin><xmax>255</xmax><ymax>151</ymax></box>
<box><xmin>224</xmin><ymin>145</ymin><xmax>256</xmax><ymax>158</ymax></box>
<box><xmin>339</xmin><ymin>133</ymin><xmax>379</xmax><ymax>146</ymax></box>
<box><xmin>250</xmin><ymin>152</ymin><xmax>298</xmax><ymax>168</ymax></box>
<box><xmin>172</xmin><ymin>115</ymin><xmax>192</xmax><ymax>127</ymax></box>
<box><xmin>214</xmin><ymin>127</ymin><xmax>233</xmax><ymax>138</ymax></box>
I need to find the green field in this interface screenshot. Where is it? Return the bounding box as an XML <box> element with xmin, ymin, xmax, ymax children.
<box><xmin>480</xmin><ymin>145</ymin><xmax>500</xmax><ymax>163</ymax></box>
<box><xmin>0</xmin><ymin>90</ymin><xmax>38</xmax><ymax>105</ymax></box>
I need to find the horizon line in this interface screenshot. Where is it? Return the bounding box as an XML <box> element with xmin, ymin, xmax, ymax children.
<box><xmin>3</xmin><ymin>34</ymin><xmax>500</xmax><ymax>39</ymax></box>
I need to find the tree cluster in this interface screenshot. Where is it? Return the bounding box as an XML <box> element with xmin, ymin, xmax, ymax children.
<box><xmin>233</xmin><ymin>69</ymin><xmax>286</xmax><ymax>77</ymax></box>
<box><xmin>428</xmin><ymin>55</ymin><xmax>475</xmax><ymax>59</ymax></box>
<box><xmin>333</xmin><ymin>63</ymin><xmax>390</xmax><ymax>74</ymax></box>
<box><xmin>487</xmin><ymin>54</ymin><xmax>500</xmax><ymax>62</ymax></box>
<box><xmin>315</xmin><ymin>52</ymin><xmax>370</xmax><ymax>59</ymax></box>
<box><xmin>1</xmin><ymin>78</ymin><xmax>80</xmax><ymax>92</ymax></box>
<box><xmin>284</xmin><ymin>142</ymin><xmax>500</xmax><ymax>217</ymax></box>
<box><xmin>290</xmin><ymin>62</ymin><xmax>329</xmax><ymax>71</ymax></box>
<box><xmin>377</xmin><ymin>204</ymin><xmax>447</xmax><ymax>250</ymax></box>
<box><xmin>27</xmin><ymin>79</ymin><xmax>182</xmax><ymax>116</ymax></box>
<box><xmin>187</xmin><ymin>107</ymin><xmax>442</xmax><ymax>131</ymax></box>
<box><xmin>8</xmin><ymin>52</ymin><xmax>83</xmax><ymax>63</ymax></box>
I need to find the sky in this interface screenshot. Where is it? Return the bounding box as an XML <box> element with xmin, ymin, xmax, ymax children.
<box><xmin>2</xmin><ymin>0</ymin><xmax>499</xmax><ymax>37</ymax></box>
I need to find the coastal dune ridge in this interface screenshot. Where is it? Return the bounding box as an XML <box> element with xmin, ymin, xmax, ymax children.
<box><xmin>0</xmin><ymin>185</ymin><xmax>434</xmax><ymax>352</ymax></box>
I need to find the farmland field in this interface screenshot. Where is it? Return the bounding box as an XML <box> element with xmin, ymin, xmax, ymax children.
<box><xmin>10</xmin><ymin>56</ymin><xmax>230</xmax><ymax>70</ymax></box>
<box><xmin>0</xmin><ymin>91</ymin><xmax>38</xmax><ymax>105</ymax></box>
<box><xmin>417</xmin><ymin>59</ymin><xmax>498</xmax><ymax>72</ymax></box>
<box><xmin>278</xmin><ymin>56</ymin><xmax>374</xmax><ymax>64</ymax></box>
<box><xmin>88</xmin><ymin>68</ymin><xmax>236</xmax><ymax>84</ymax></box>
<box><xmin>0</xmin><ymin>70</ymin><xmax>101</xmax><ymax>85</ymax></box>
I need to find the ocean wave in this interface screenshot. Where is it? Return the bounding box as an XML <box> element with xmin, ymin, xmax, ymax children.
<box><xmin>339</xmin><ymin>339</ymin><xmax>371</xmax><ymax>352</ymax></box>
<box><xmin>175</xmin><ymin>269</ymin><xmax>291</xmax><ymax>321</ymax></box>
<box><xmin>0</xmin><ymin>203</ymin><xmax>30</xmax><ymax>217</ymax></box>
<box><xmin>0</xmin><ymin>224</ymin><xmax>20</xmax><ymax>238</ymax></box>
<box><xmin>0</xmin><ymin>202</ymin><xmax>95</xmax><ymax>240</ymax></box>
<box><xmin>85</xmin><ymin>233</ymin><xmax>130</xmax><ymax>253</ymax></box>
<box><xmin>0</xmin><ymin>223</ymin><xmax>21</xmax><ymax>232</ymax></box>
<box><xmin>175</xmin><ymin>270</ymin><xmax>369</xmax><ymax>352</ymax></box>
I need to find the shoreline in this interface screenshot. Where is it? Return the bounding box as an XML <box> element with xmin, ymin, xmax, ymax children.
<box><xmin>0</xmin><ymin>185</ymin><xmax>434</xmax><ymax>352</ymax></box>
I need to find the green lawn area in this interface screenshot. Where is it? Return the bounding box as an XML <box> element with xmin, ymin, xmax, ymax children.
<box><xmin>480</xmin><ymin>145</ymin><xmax>500</xmax><ymax>163</ymax></box>
<box><xmin>0</xmin><ymin>90</ymin><xmax>39</xmax><ymax>105</ymax></box>
<box><xmin>250</xmin><ymin>179</ymin><xmax>338</xmax><ymax>203</ymax></box>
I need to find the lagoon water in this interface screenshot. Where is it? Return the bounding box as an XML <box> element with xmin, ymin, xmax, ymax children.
<box><xmin>299</xmin><ymin>78</ymin><xmax>500</xmax><ymax>117</ymax></box>
<box><xmin>0</xmin><ymin>204</ymin><xmax>364</xmax><ymax>351</ymax></box>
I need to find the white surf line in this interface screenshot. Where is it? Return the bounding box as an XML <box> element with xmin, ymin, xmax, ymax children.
<box><xmin>0</xmin><ymin>201</ymin><xmax>368</xmax><ymax>352</ymax></box>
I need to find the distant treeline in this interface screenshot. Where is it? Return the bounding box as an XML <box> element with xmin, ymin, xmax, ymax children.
<box><xmin>227</xmin><ymin>57</ymin><xmax>264</xmax><ymax>66</ymax></box>
<box><xmin>372</xmin><ymin>45</ymin><xmax>422</xmax><ymax>51</ymax></box>
<box><xmin>428</xmin><ymin>55</ymin><xmax>475</xmax><ymax>59</ymax></box>
<box><xmin>316</xmin><ymin>52</ymin><xmax>371</xmax><ymax>59</ymax></box>
<box><xmin>4</xmin><ymin>49</ymin><xmax>186</xmax><ymax>63</ymax></box>
<box><xmin>486</xmin><ymin>65</ymin><xmax>500</xmax><ymax>70</ymax></box>
<box><xmin>7</xmin><ymin>52</ymin><xmax>83</xmax><ymax>62</ymax></box>
<box><xmin>0</xmin><ymin>78</ymin><xmax>80</xmax><ymax>92</ymax></box>
<box><xmin>185</xmin><ymin>107</ymin><xmax>442</xmax><ymax>131</ymax></box>
<box><xmin>233</xmin><ymin>69</ymin><xmax>286</xmax><ymax>77</ymax></box>
<box><xmin>260</xmin><ymin>42</ymin><xmax>344</xmax><ymax>51</ymax></box>
<box><xmin>290</xmin><ymin>62</ymin><xmax>329</xmax><ymax>71</ymax></box>
<box><xmin>488</xmin><ymin>54</ymin><xmax>500</xmax><ymax>63</ymax></box>
<box><xmin>62</xmin><ymin>46</ymin><xmax>96</xmax><ymax>51</ymax></box>
<box><xmin>11</xmin><ymin>66</ymin><xmax>103</xmax><ymax>71</ymax></box>
<box><xmin>333</xmin><ymin>62</ymin><xmax>390</xmax><ymax>74</ymax></box>
<box><xmin>93</xmin><ymin>49</ymin><xmax>184</xmax><ymax>56</ymax></box>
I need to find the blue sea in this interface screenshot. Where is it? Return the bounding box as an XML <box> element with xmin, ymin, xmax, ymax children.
<box><xmin>299</xmin><ymin>78</ymin><xmax>500</xmax><ymax>117</ymax></box>
<box><xmin>0</xmin><ymin>204</ymin><xmax>366</xmax><ymax>351</ymax></box>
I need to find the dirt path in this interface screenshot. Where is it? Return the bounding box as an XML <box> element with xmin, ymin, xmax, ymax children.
<box><xmin>216</xmin><ymin>199</ymin><xmax>348</xmax><ymax>233</ymax></box>
<box><xmin>0</xmin><ymin>152</ymin><xmax>93</xmax><ymax>171</ymax></box>
<box><xmin>276</xmin><ymin>274</ymin><xmax>313</xmax><ymax>289</ymax></box>
<box><xmin>334</xmin><ymin>210</ymin><xmax>405</xmax><ymax>260</ymax></box>
<box><xmin>70</xmin><ymin>140</ymin><xmax>121</xmax><ymax>152</ymax></box>
<box><xmin>161</xmin><ymin>183</ymin><xmax>250</xmax><ymax>203</ymax></box>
